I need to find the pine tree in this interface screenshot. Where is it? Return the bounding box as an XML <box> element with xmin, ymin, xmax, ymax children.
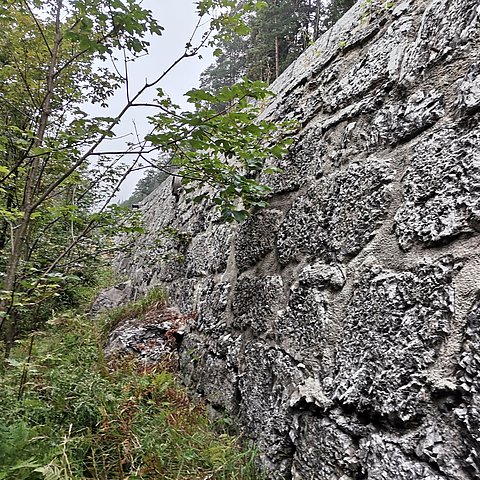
<box><xmin>325</xmin><ymin>0</ymin><xmax>356</xmax><ymax>26</ymax></box>
<box><xmin>200</xmin><ymin>1</ymin><xmax>357</xmax><ymax>89</ymax></box>
<box><xmin>247</xmin><ymin>0</ymin><xmax>313</xmax><ymax>83</ymax></box>
<box><xmin>200</xmin><ymin>35</ymin><xmax>249</xmax><ymax>94</ymax></box>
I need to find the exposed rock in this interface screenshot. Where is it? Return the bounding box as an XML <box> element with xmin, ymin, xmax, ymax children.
<box><xmin>456</xmin><ymin>295</ymin><xmax>480</xmax><ymax>477</ymax></box>
<box><xmin>395</xmin><ymin>127</ymin><xmax>480</xmax><ymax>250</ymax></box>
<box><xmin>276</xmin><ymin>160</ymin><xmax>395</xmax><ymax>264</ymax></box>
<box><xmin>368</xmin><ymin>90</ymin><xmax>445</xmax><ymax>147</ymax></box>
<box><xmin>115</xmin><ymin>0</ymin><xmax>480</xmax><ymax>478</ymax></box>
<box><xmin>104</xmin><ymin>305</ymin><xmax>192</xmax><ymax>368</ymax></box>
<box><xmin>90</xmin><ymin>281</ymin><xmax>134</xmax><ymax>314</ymax></box>
<box><xmin>332</xmin><ymin>257</ymin><xmax>454</xmax><ymax>424</ymax></box>
<box><xmin>232</xmin><ymin>275</ymin><xmax>284</xmax><ymax>335</ymax></box>
<box><xmin>235</xmin><ymin>209</ymin><xmax>284</xmax><ymax>272</ymax></box>
<box><xmin>457</xmin><ymin>63</ymin><xmax>480</xmax><ymax>113</ymax></box>
<box><xmin>291</xmin><ymin>416</ymin><xmax>359</xmax><ymax>480</ymax></box>
<box><xmin>237</xmin><ymin>342</ymin><xmax>300</xmax><ymax>478</ymax></box>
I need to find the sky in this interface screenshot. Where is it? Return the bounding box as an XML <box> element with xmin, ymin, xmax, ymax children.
<box><xmin>92</xmin><ymin>0</ymin><xmax>215</xmax><ymax>202</ymax></box>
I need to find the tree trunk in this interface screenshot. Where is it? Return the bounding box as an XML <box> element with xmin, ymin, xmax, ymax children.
<box><xmin>275</xmin><ymin>36</ymin><xmax>280</xmax><ymax>79</ymax></box>
<box><xmin>1</xmin><ymin>0</ymin><xmax>64</xmax><ymax>361</ymax></box>
<box><xmin>314</xmin><ymin>0</ymin><xmax>322</xmax><ymax>40</ymax></box>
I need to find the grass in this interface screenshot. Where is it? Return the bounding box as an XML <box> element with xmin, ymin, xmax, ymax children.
<box><xmin>0</xmin><ymin>304</ymin><xmax>261</xmax><ymax>479</ymax></box>
<box><xmin>102</xmin><ymin>286</ymin><xmax>169</xmax><ymax>337</ymax></box>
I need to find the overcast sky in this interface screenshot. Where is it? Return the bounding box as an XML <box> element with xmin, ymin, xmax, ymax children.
<box><xmin>95</xmin><ymin>0</ymin><xmax>215</xmax><ymax>201</ymax></box>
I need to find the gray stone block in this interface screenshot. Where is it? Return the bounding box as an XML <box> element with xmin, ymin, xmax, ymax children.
<box><xmin>395</xmin><ymin>127</ymin><xmax>480</xmax><ymax>250</ymax></box>
<box><xmin>332</xmin><ymin>258</ymin><xmax>454</xmax><ymax>424</ymax></box>
<box><xmin>277</xmin><ymin>160</ymin><xmax>394</xmax><ymax>264</ymax></box>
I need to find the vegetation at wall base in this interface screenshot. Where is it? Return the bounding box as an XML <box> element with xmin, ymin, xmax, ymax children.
<box><xmin>0</xmin><ymin>308</ymin><xmax>262</xmax><ymax>480</ymax></box>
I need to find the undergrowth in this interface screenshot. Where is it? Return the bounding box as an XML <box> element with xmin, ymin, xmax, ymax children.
<box><xmin>102</xmin><ymin>286</ymin><xmax>168</xmax><ymax>337</ymax></box>
<box><xmin>0</xmin><ymin>305</ymin><xmax>261</xmax><ymax>479</ymax></box>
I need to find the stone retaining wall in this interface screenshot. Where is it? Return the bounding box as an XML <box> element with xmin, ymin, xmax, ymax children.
<box><xmin>116</xmin><ymin>1</ymin><xmax>480</xmax><ymax>478</ymax></box>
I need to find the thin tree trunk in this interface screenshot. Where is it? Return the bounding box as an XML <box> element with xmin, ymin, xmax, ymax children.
<box><xmin>0</xmin><ymin>189</ymin><xmax>13</xmax><ymax>251</ymax></box>
<box><xmin>314</xmin><ymin>0</ymin><xmax>322</xmax><ymax>40</ymax></box>
<box><xmin>1</xmin><ymin>0</ymin><xmax>64</xmax><ymax>360</ymax></box>
<box><xmin>275</xmin><ymin>36</ymin><xmax>280</xmax><ymax>79</ymax></box>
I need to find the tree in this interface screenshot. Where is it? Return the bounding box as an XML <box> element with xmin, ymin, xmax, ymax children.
<box><xmin>200</xmin><ymin>0</ymin><xmax>358</xmax><ymax>89</ymax></box>
<box><xmin>247</xmin><ymin>0</ymin><xmax>313</xmax><ymax>82</ymax></box>
<box><xmin>326</xmin><ymin>0</ymin><xmax>356</xmax><ymax>26</ymax></box>
<box><xmin>0</xmin><ymin>0</ymin><xmax>292</xmax><ymax>359</ymax></box>
<box><xmin>200</xmin><ymin>34</ymin><xmax>249</xmax><ymax>100</ymax></box>
<box><xmin>120</xmin><ymin>154</ymin><xmax>172</xmax><ymax>207</ymax></box>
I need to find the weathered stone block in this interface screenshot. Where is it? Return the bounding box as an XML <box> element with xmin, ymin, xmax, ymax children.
<box><xmin>277</xmin><ymin>160</ymin><xmax>394</xmax><ymax>264</ymax></box>
<box><xmin>457</xmin><ymin>63</ymin><xmax>480</xmax><ymax>113</ymax></box>
<box><xmin>235</xmin><ymin>210</ymin><xmax>284</xmax><ymax>271</ymax></box>
<box><xmin>291</xmin><ymin>415</ymin><xmax>359</xmax><ymax>480</ymax></box>
<box><xmin>369</xmin><ymin>90</ymin><xmax>444</xmax><ymax>147</ymax></box>
<box><xmin>238</xmin><ymin>342</ymin><xmax>302</xmax><ymax>479</ymax></box>
<box><xmin>185</xmin><ymin>226</ymin><xmax>232</xmax><ymax>277</ymax></box>
<box><xmin>456</xmin><ymin>294</ymin><xmax>480</xmax><ymax>477</ymax></box>
<box><xmin>194</xmin><ymin>279</ymin><xmax>231</xmax><ymax>335</ymax></box>
<box><xmin>357</xmin><ymin>434</ymin><xmax>445</xmax><ymax>480</ymax></box>
<box><xmin>332</xmin><ymin>258</ymin><xmax>454</xmax><ymax>423</ymax></box>
<box><xmin>276</xmin><ymin>282</ymin><xmax>328</xmax><ymax>362</ymax></box>
<box><xmin>232</xmin><ymin>275</ymin><xmax>284</xmax><ymax>335</ymax></box>
<box><xmin>395</xmin><ymin>127</ymin><xmax>480</xmax><ymax>249</ymax></box>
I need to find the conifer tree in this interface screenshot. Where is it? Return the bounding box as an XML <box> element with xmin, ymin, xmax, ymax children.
<box><xmin>201</xmin><ymin>0</ymin><xmax>357</xmax><ymax>89</ymax></box>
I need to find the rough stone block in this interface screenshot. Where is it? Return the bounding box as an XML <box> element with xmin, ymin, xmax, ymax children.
<box><xmin>357</xmin><ymin>434</ymin><xmax>445</xmax><ymax>480</ymax></box>
<box><xmin>291</xmin><ymin>415</ymin><xmax>359</xmax><ymax>480</ymax></box>
<box><xmin>232</xmin><ymin>275</ymin><xmax>284</xmax><ymax>335</ymax></box>
<box><xmin>235</xmin><ymin>210</ymin><xmax>284</xmax><ymax>271</ymax></box>
<box><xmin>369</xmin><ymin>90</ymin><xmax>444</xmax><ymax>147</ymax></box>
<box><xmin>238</xmin><ymin>342</ymin><xmax>303</xmax><ymax>479</ymax></box>
<box><xmin>277</xmin><ymin>160</ymin><xmax>394</xmax><ymax>264</ymax></box>
<box><xmin>332</xmin><ymin>257</ymin><xmax>454</xmax><ymax>424</ymax></box>
<box><xmin>276</xmin><ymin>282</ymin><xmax>328</xmax><ymax>362</ymax></box>
<box><xmin>395</xmin><ymin>127</ymin><xmax>480</xmax><ymax>249</ymax></box>
<box><xmin>457</xmin><ymin>63</ymin><xmax>480</xmax><ymax>113</ymax></box>
<box><xmin>456</xmin><ymin>294</ymin><xmax>480</xmax><ymax>477</ymax></box>
<box><xmin>185</xmin><ymin>225</ymin><xmax>232</xmax><ymax>277</ymax></box>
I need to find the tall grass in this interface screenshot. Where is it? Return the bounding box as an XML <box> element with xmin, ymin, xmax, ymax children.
<box><xmin>0</xmin><ymin>308</ymin><xmax>261</xmax><ymax>479</ymax></box>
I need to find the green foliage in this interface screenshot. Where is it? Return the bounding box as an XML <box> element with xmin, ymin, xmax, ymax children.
<box><xmin>200</xmin><ymin>34</ymin><xmax>249</xmax><ymax>109</ymax></box>
<box><xmin>102</xmin><ymin>285</ymin><xmax>168</xmax><ymax>335</ymax></box>
<box><xmin>119</xmin><ymin>159</ymin><xmax>171</xmax><ymax>208</ymax></box>
<box><xmin>0</xmin><ymin>0</ymin><xmax>165</xmax><ymax>346</ymax></box>
<box><xmin>327</xmin><ymin>0</ymin><xmax>357</xmax><ymax>25</ymax></box>
<box><xmin>0</xmin><ymin>0</ymin><xmax>292</xmax><ymax>355</ymax></box>
<box><xmin>0</xmin><ymin>311</ymin><xmax>262</xmax><ymax>479</ymax></box>
<box><xmin>147</xmin><ymin>78</ymin><xmax>294</xmax><ymax>221</ymax></box>
<box><xmin>201</xmin><ymin>0</ymin><xmax>357</xmax><ymax>89</ymax></box>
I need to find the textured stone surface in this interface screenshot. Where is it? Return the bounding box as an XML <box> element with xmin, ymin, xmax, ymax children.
<box><xmin>456</xmin><ymin>295</ymin><xmax>480</xmax><ymax>477</ymax></box>
<box><xmin>458</xmin><ymin>63</ymin><xmax>480</xmax><ymax>112</ymax></box>
<box><xmin>115</xmin><ymin>0</ymin><xmax>480</xmax><ymax>478</ymax></box>
<box><xmin>277</xmin><ymin>160</ymin><xmax>394</xmax><ymax>264</ymax></box>
<box><xmin>232</xmin><ymin>275</ymin><xmax>283</xmax><ymax>335</ymax></box>
<box><xmin>368</xmin><ymin>90</ymin><xmax>445</xmax><ymax>147</ymax></box>
<box><xmin>395</xmin><ymin>127</ymin><xmax>480</xmax><ymax>249</ymax></box>
<box><xmin>332</xmin><ymin>257</ymin><xmax>454</xmax><ymax>424</ymax></box>
<box><xmin>291</xmin><ymin>415</ymin><xmax>359</xmax><ymax>480</ymax></box>
<box><xmin>90</xmin><ymin>281</ymin><xmax>134</xmax><ymax>314</ymax></box>
<box><xmin>237</xmin><ymin>342</ymin><xmax>299</xmax><ymax>478</ymax></box>
<box><xmin>104</xmin><ymin>306</ymin><xmax>190</xmax><ymax>367</ymax></box>
<box><xmin>235</xmin><ymin>210</ymin><xmax>283</xmax><ymax>272</ymax></box>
